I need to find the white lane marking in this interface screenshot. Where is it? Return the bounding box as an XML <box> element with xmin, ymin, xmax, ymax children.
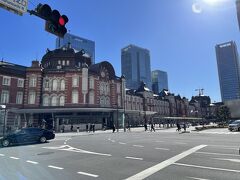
<box><xmin>209</xmin><ymin>145</ymin><xmax>239</xmax><ymax>148</ymax></box>
<box><xmin>175</xmin><ymin>142</ymin><xmax>187</xmax><ymax>145</ymax></box>
<box><xmin>48</xmin><ymin>165</ymin><xmax>64</xmax><ymax>170</ymax></box>
<box><xmin>125</xmin><ymin>156</ymin><xmax>143</xmax><ymax>160</ymax></box>
<box><xmin>125</xmin><ymin>145</ymin><xmax>207</xmax><ymax>180</ymax></box>
<box><xmin>133</xmin><ymin>145</ymin><xmax>144</xmax><ymax>148</ymax></box>
<box><xmin>155</xmin><ymin>140</ymin><xmax>165</xmax><ymax>143</ymax></box>
<box><xmin>195</xmin><ymin>151</ymin><xmax>240</xmax><ymax>157</ymax></box>
<box><xmin>43</xmin><ymin>145</ymin><xmax>112</xmax><ymax>157</ymax></box>
<box><xmin>0</xmin><ymin>154</ymin><xmax>5</xmax><ymax>156</ymax></box>
<box><xmin>213</xmin><ymin>158</ymin><xmax>240</xmax><ymax>163</ymax></box>
<box><xmin>29</xmin><ymin>145</ymin><xmax>36</xmax><ymax>148</ymax></box>
<box><xmin>77</xmin><ymin>171</ymin><xmax>99</xmax><ymax>178</ymax></box>
<box><xmin>26</xmin><ymin>160</ymin><xmax>39</xmax><ymax>164</ymax></box>
<box><xmin>10</xmin><ymin>157</ymin><xmax>19</xmax><ymax>160</ymax></box>
<box><xmin>187</xmin><ymin>176</ymin><xmax>210</xmax><ymax>180</ymax></box>
<box><xmin>174</xmin><ymin>162</ymin><xmax>240</xmax><ymax>173</ymax></box>
<box><xmin>119</xmin><ymin>142</ymin><xmax>126</xmax><ymax>145</ymax></box>
<box><xmin>155</xmin><ymin>148</ymin><xmax>170</xmax><ymax>151</ymax></box>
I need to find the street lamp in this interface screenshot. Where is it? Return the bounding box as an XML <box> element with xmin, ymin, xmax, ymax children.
<box><xmin>0</xmin><ymin>105</ymin><xmax>7</xmax><ymax>136</ymax></box>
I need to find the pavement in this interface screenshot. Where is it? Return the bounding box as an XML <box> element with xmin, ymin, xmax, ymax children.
<box><xmin>1</xmin><ymin>126</ymin><xmax>240</xmax><ymax>180</ymax></box>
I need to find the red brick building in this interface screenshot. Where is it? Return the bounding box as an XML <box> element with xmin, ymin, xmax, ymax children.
<box><xmin>0</xmin><ymin>47</ymin><xmax>125</xmax><ymax>132</ymax></box>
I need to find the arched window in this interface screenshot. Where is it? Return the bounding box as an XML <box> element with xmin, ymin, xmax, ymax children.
<box><xmin>51</xmin><ymin>96</ymin><xmax>58</xmax><ymax>106</ymax></box>
<box><xmin>72</xmin><ymin>90</ymin><xmax>78</xmax><ymax>104</ymax></box>
<box><xmin>60</xmin><ymin>80</ymin><xmax>65</xmax><ymax>91</ymax></box>
<box><xmin>59</xmin><ymin>96</ymin><xmax>65</xmax><ymax>106</ymax></box>
<box><xmin>43</xmin><ymin>95</ymin><xmax>49</xmax><ymax>106</ymax></box>
<box><xmin>106</xmin><ymin>97</ymin><xmax>110</xmax><ymax>106</ymax></box>
<box><xmin>89</xmin><ymin>91</ymin><xmax>94</xmax><ymax>104</ymax></box>
<box><xmin>52</xmin><ymin>79</ymin><xmax>58</xmax><ymax>91</ymax></box>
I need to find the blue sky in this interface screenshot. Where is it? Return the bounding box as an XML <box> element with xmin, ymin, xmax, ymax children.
<box><xmin>0</xmin><ymin>0</ymin><xmax>238</xmax><ymax>102</ymax></box>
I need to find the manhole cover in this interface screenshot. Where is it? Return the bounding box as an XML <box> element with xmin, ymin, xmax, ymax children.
<box><xmin>37</xmin><ymin>151</ymin><xmax>54</xmax><ymax>156</ymax></box>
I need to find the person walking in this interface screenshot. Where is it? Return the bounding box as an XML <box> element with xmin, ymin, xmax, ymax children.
<box><xmin>183</xmin><ymin>123</ymin><xmax>187</xmax><ymax>132</ymax></box>
<box><xmin>150</xmin><ymin>123</ymin><xmax>155</xmax><ymax>132</ymax></box>
<box><xmin>176</xmin><ymin>123</ymin><xmax>181</xmax><ymax>132</ymax></box>
<box><xmin>144</xmin><ymin>123</ymin><xmax>148</xmax><ymax>131</ymax></box>
<box><xmin>86</xmin><ymin>124</ymin><xmax>89</xmax><ymax>132</ymax></box>
<box><xmin>92</xmin><ymin>123</ymin><xmax>95</xmax><ymax>133</ymax></box>
<box><xmin>112</xmin><ymin>124</ymin><xmax>116</xmax><ymax>133</ymax></box>
<box><xmin>70</xmin><ymin>124</ymin><xmax>73</xmax><ymax>132</ymax></box>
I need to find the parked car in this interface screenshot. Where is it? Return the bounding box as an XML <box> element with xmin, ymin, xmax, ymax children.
<box><xmin>0</xmin><ymin>128</ymin><xmax>55</xmax><ymax>147</ymax></box>
<box><xmin>228</xmin><ymin>120</ymin><xmax>240</xmax><ymax>131</ymax></box>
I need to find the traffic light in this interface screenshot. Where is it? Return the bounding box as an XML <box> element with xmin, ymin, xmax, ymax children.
<box><xmin>45</xmin><ymin>9</ymin><xmax>68</xmax><ymax>37</ymax></box>
<box><xmin>32</xmin><ymin>4</ymin><xmax>69</xmax><ymax>37</ymax></box>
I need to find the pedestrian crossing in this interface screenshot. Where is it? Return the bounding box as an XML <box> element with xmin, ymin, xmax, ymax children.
<box><xmin>195</xmin><ymin>131</ymin><xmax>240</xmax><ymax>135</ymax></box>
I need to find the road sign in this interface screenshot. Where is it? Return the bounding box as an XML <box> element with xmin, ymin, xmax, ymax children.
<box><xmin>0</xmin><ymin>0</ymin><xmax>28</xmax><ymax>16</ymax></box>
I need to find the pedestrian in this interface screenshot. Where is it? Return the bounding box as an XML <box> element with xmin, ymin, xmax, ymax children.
<box><xmin>77</xmin><ymin>126</ymin><xmax>80</xmax><ymax>133</ymax></box>
<box><xmin>144</xmin><ymin>123</ymin><xmax>148</xmax><ymax>131</ymax></box>
<box><xmin>70</xmin><ymin>124</ymin><xmax>73</xmax><ymax>132</ymax></box>
<box><xmin>61</xmin><ymin>125</ymin><xmax>65</xmax><ymax>133</ymax></box>
<box><xmin>90</xmin><ymin>123</ymin><xmax>93</xmax><ymax>132</ymax></box>
<box><xmin>176</xmin><ymin>123</ymin><xmax>181</xmax><ymax>132</ymax></box>
<box><xmin>92</xmin><ymin>123</ymin><xmax>95</xmax><ymax>133</ymax></box>
<box><xmin>86</xmin><ymin>124</ymin><xmax>89</xmax><ymax>132</ymax></box>
<box><xmin>150</xmin><ymin>123</ymin><xmax>155</xmax><ymax>132</ymax></box>
<box><xmin>112</xmin><ymin>124</ymin><xmax>116</xmax><ymax>133</ymax></box>
<box><xmin>183</xmin><ymin>123</ymin><xmax>187</xmax><ymax>132</ymax></box>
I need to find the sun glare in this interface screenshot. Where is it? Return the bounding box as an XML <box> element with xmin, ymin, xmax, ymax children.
<box><xmin>203</xmin><ymin>0</ymin><xmax>223</xmax><ymax>5</ymax></box>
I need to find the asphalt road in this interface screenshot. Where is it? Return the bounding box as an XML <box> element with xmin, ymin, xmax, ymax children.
<box><xmin>1</xmin><ymin>128</ymin><xmax>240</xmax><ymax>180</ymax></box>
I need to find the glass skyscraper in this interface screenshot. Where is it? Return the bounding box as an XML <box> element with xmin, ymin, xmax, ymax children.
<box><xmin>215</xmin><ymin>41</ymin><xmax>240</xmax><ymax>102</ymax></box>
<box><xmin>121</xmin><ymin>44</ymin><xmax>151</xmax><ymax>90</ymax></box>
<box><xmin>56</xmin><ymin>33</ymin><xmax>95</xmax><ymax>64</ymax></box>
<box><xmin>152</xmin><ymin>70</ymin><xmax>168</xmax><ymax>94</ymax></box>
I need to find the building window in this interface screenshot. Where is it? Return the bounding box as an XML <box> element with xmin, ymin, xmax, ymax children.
<box><xmin>72</xmin><ymin>76</ymin><xmax>79</xmax><ymax>87</ymax></box>
<box><xmin>28</xmin><ymin>91</ymin><xmax>36</xmax><ymax>104</ymax></box>
<box><xmin>52</xmin><ymin>79</ymin><xmax>58</xmax><ymax>91</ymax></box>
<box><xmin>89</xmin><ymin>91</ymin><xmax>94</xmax><ymax>104</ymax></box>
<box><xmin>62</xmin><ymin>60</ymin><xmax>65</xmax><ymax>66</ymax></box>
<box><xmin>44</xmin><ymin>79</ymin><xmax>50</xmax><ymax>90</ymax></box>
<box><xmin>89</xmin><ymin>77</ymin><xmax>94</xmax><ymax>89</ymax></box>
<box><xmin>16</xmin><ymin>92</ymin><xmax>23</xmax><ymax>104</ymax></box>
<box><xmin>17</xmin><ymin>79</ymin><xmax>24</xmax><ymax>87</ymax></box>
<box><xmin>51</xmin><ymin>96</ymin><xmax>58</xmax><ymax>106</ymax></box>
<box><xmin>118</xmin><ymin>95</ymin><xmax>121</xmax><ymax>107</ymax></box>
<box><xmin>43</xmin><ymin>95</ymin><xmax>49</xmax><ymax>106</ymax></box>
<box><xmin>1</xmin><ymin>90</ymin><xmax>9</xmax><ymax>104</ymax></box>
<box><xmin>60</xmin><ymin>80</ymin><xmax>65</xmax><ymax>91</ymax></box>
<box><xmin>66</xmin><ymin>60</ymin><xmax>69</xmax><ymax>66</ymax></box>
<box><xmin>72</xmin><ymin>90</ymin><xmax>78</xmax><ymax>104</ymax></box>
<box><xmin>29</xmin><ymin>76</ymin><xmax>37</xmax><ymax>87</ymax></box>
<box><xmin>59</xmin><ymin>96</ymin><xmax>65</xmax><ymax>106</ymax></box>
<box><xmin>117</xmin><ymin>83</ymin><xmax>120</xmax><ymax>93</ymax></box>
<box><xmin>2</xmin><ymin>76</ymin><xmax>11</xmax><ymax>86</ymax></box>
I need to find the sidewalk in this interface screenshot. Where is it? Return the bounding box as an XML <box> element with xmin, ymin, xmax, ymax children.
<box><xmin>55</xmin><ymin>126</ymin><xmax>196</xmax><ymax>137</ymax></box>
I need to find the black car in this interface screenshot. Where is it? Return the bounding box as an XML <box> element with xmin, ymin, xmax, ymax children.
<box><xmin>0</xmin><ymin>128</ymin><xmax>55</xmax><ymax>147</ymax></box>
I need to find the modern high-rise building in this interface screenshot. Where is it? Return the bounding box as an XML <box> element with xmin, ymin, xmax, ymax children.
<box><xmin>215</xmin><ymin>41</ymin><xmax>240</xmax><ymax>102</ymax></box>
<box><xmin>151</xmin><ymin>70</ymin><xmax>168</xmax><ymax>94</ymax></box>
<box><xmin>56</xmin><ymin>33</ymin><xmax>95</xmax><ymax>64</ymax></box>
<box><xmin>121</xmin><ymin>44</ymin><xmax>151</xmax><ymax>90</ymax></box>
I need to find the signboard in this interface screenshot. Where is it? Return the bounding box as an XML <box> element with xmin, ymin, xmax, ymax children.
<box><xmin>0</xmin><ymin>0</ymin><xmax>28</xmax><ymax>16</ymax></box>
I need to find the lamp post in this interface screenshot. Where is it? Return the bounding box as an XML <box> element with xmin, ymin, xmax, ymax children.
<box><xmin>0</xmin><ymin>105</ymin><xmax>7</xmax><ymax>136</ymax></box>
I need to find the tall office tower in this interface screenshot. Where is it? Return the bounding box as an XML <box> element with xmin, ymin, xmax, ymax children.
<box><xmin>121</xmin><ymin>44</ymin><xmax>151</xmax><ymax>90</ymax></box>
<box><xmin>152</xmin><ymin>70</ymin><xmax>168</xmax><ymax>94</ymax></box>
<box><xmin>215</xmin><ymin>41</ymin><xmax>240</xmax><ymax>102</ymax></box>
<box><xmin>56</xmin><ymin>33</ymin><xmax>95</xmax><ymax>64</ymax></box>
<box><xmin>236</xmin><ymin>0</ymin><xmax>240</xmax><ymax>30</ymax></box>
